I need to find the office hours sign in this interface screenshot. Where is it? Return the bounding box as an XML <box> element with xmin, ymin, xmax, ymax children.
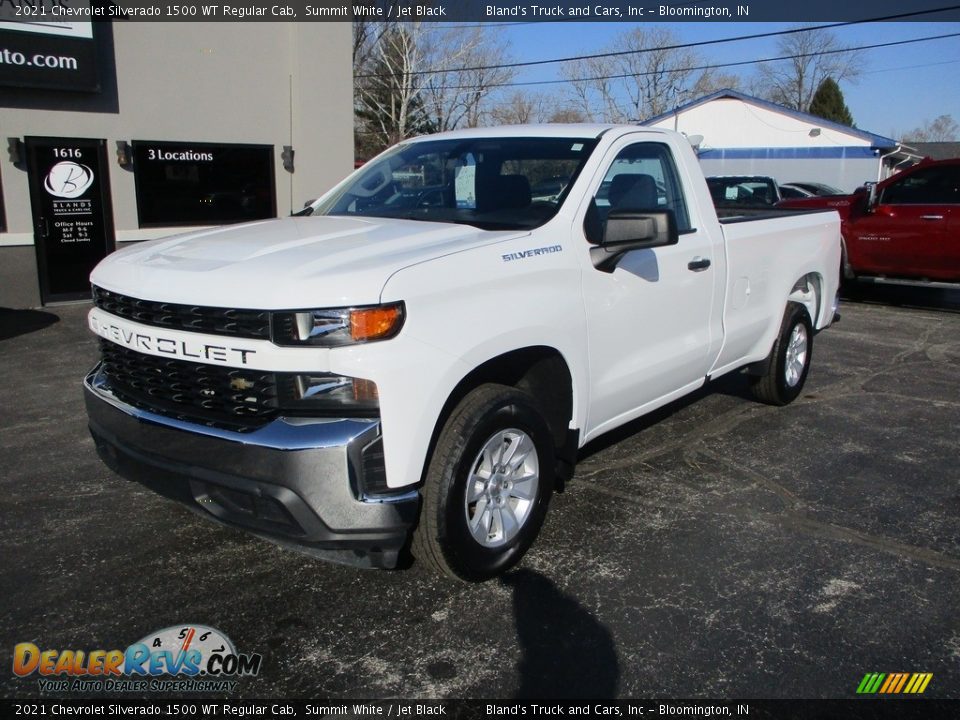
<box><xmin>26</xmin><ymin>137</ymin><xmax>115</xmax><ymax>302</ymax></box>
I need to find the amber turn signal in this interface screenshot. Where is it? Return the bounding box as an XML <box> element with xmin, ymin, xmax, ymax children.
<box><xmin>349</xmin><ymin>305</ymin><xmax>404</xmax><ymax>342</ymax></box>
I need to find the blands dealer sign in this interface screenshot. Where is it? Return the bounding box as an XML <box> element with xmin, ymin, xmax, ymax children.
<box><xmin>0</xmin><ymin>1</ymin><xmax>100</xmax><ymax>91</ymax></box>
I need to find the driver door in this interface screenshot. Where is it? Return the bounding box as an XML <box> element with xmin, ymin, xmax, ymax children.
<box><xmin>578</xmin><ymin>138</ymin><xmax>721</xmax><ymax>439</ymax></box>
<box><xmin>855</xmin><ymin>165</ymin><xmax>957</xmax><ymax>277</ymax></box>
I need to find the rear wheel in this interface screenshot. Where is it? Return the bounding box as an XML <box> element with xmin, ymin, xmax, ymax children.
<box><xmin>839</xmin><ymin>238</ymin><xmax>857</xmax><ymax>298</ymax></box>
<box><xmin>413</xmin><ymin>384</ymin><xmax>555</xmax><ymax>581</ymax></box>
<box><xmin>751</xmin><ymin>302</ymin><xmax>813</xmax><ymax>406</ymax></box>
<box><xmin>841</xmin><ymin>238</ymin><xmax>857</xmax><ymax>281</ymax></box>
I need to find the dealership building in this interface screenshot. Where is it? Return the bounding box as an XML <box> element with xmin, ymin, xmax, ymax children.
<box><xmin>0</xmin><ymin>16</ymin><xmax>353</xmax><ymax>308</ymax></box>
<box><xmin>643</xmin><ymin>89</ymin><xmax>921</xmax><ymax>194</ymax></box>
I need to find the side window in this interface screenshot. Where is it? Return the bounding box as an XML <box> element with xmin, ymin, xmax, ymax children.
<box><xmin>945</xmin><ymin>167</ymin><xmax>960</xmax><ymax>204</ymax></box>
<box><xmin>593</xmin><ymin>142</ymin><xmax>691</xmax><ymax>232</ymax></box>
<box><xmin>882</xmin><ymin>166</ymin><xmax>960</xmax><ymax>205</ymax></box>
<box><xmin>392</xmin><ymin>152</ymin><xmax>445</xmax><ymax>193</ymax></box>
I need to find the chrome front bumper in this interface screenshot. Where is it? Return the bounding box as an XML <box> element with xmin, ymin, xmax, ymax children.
<box><xmin>84</xmin><ymin>366</ymin><xmax>418</xmax><ymax>569</ymax></box>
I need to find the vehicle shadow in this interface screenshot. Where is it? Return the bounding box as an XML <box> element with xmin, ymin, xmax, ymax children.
<box><xmin>0</xmin><ymin>307</ymin><xmax>60</xmax><ymax>341</ymax></box>
<box><xmin>577</xmin><ymin>371</ymin><xmax>753</xmax><ymax>463</ymax></box>
<box><xmin>502</xmin><ymin>568</ymin><xmax>619</xmax><ymax>699</ymax></box>
<box><xmin>842</xmin><ymin>282</ymin><xmax>960</xmax><ymax>313</ymax></box>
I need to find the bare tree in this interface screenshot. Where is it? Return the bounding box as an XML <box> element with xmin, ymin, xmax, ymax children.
<box><xmin>547</xmin><ymin>107</ymin><xmax>590</xmax><ymax>124</ymax></box>
<box><xmin>354</xmin><ymin>20</ymin><xmax>515</xmax><ymax>156</ymax></box>
<box><xmin>481</xmin><ymin>91</ymin><xmax>594</xmax><ymax>127</ymax></box>
<box><xmin>420</xmin><ymin>26</ymin><xmax>515</xmax><ymax>132</ymax></box>
<box><xmin>352</xmin><ymin>19</ymin><xmax>374</xmax><ymax>65</ymax></box>
<box><xmin>354</xmin><ymin>22</ymin><xmax>433</xmax><ymax>158</ymax></box>
<box><xmin>560</xmin><ymin>28</ymin><xmax>741</xmax><ymax>123</ymax></box>
<box><xmin>487</xmin><ymin>91</ymin><xmax>552</xmax><ymax>125</ymax></box>
<box><xmin>562</xmin><ymin>56</ymin><xmax>622</xmax><ymax>122</ymax></box>
<box><xmin>904</xmin><ymin>114</ymin><xmax>960</xmax><ymax>142</ymax></box>
<box><xmin>755</xmin><ymin>26</ymin><xmax>863</xmax><ymax>112</ymax></box>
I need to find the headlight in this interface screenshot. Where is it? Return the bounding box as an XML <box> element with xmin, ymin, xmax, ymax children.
<box><xmin>271</xmin><ymin>302</ymin><xmax>404</xmax><ymax>347</ymax></box>
<box><xmin>279</xmin><ymin>373</ymin><xmax>379</xmax><ymax>415</ymax></box>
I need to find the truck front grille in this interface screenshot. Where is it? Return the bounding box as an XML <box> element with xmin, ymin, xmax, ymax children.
<box><xmin>92</xmin><ymin>286</ymin><xmax>271</xmax><ymax>340</ymax></box>
<box><xmin>98</xmin><ymin>339</ymin><xmax>286</xmax><ymax>432</ymax></box>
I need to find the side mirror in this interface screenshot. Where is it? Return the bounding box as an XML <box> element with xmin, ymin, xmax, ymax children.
<box><xmin>590</xmin><ymin>210</ymin><xmax>679</xmax><ymax>272</ymax></box>
<box><xmin>865</xmin><ymin>181</ymin><xmax>878</xmax><ymax>210</ymax></box>
<box><xmin>854</xmin><ymin>182</ymin><xmax>878</xmax><ymax>212</ymax></box>
<box><xmin>292</xmin><ymin>199</ymin><xmax>317</xmax><ymax>217</ymax></box>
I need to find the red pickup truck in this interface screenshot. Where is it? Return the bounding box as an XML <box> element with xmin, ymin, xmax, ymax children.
<box><xmin>778</xmin><ymin>158</ymin><xmax>960</xmax><ymax>283</ymax></box>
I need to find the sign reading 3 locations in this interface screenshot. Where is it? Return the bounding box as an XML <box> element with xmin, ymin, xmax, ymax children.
<box><xmin>132</xmin><ymin>140</ymin><xmax>276</xmax><ymax>227</ymax></box>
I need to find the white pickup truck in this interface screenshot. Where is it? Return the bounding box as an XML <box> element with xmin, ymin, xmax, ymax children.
<box><xmin>84</xmin><ymin>125</ymin><xmax>840</xmax><ymax>581</ymax></box>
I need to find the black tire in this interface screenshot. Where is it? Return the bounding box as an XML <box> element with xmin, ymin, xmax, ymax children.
<box><xmin>751</xmin><ymin>302</ymin><xmax>814</xmax><ymax>406</ymax></box>
<box><xmin>413</xmin><ymin>383</ymin><xmax>555</xmax><ymax>582</ymax></box>
<box><xmin>839</xmin><ymin>239</ymin><xmax>857</xmax><ymax>297</ymax></box>
<box><xmin>841</xmin><ymin>238</ymin><xmax>857</xmax><ymax>282</ymax></box>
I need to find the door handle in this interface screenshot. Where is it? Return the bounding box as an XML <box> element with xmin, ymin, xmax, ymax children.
<box><xmin>37</xmin><ymin>217</ymin><xmax>50</xmax><ymax>239</ymax></box>
<box><xmin>688</xmin><ymin>257</ymin><xmax>711</xmax><ymax>272</ymax></box>
<box><xmin>921</xmin><ymin>215</ymin><xmax>944</xmax><ymax>221</ymax></box>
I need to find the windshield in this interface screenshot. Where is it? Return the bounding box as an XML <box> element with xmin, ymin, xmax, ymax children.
<box><xmin>311</xmin><ymin>136</ymin><xmax>599</xmax><ymax>230</ymax></box>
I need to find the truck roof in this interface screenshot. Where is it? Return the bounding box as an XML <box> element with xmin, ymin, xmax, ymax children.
<box><xmin>407</xmin><ymin>124</ymin><xmax>665</xmax><ymax>142</ymax></box>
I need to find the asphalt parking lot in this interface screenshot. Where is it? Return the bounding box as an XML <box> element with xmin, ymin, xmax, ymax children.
<box><xmin>1</xmin><ymin>288</ymin><xmax>958</xmax><ymax>700</ymax></box>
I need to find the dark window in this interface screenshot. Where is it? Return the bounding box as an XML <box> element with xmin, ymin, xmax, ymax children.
<box><xmin>882</xmin><ymin>166</ymin><xmax>960</xmax><ymax>205</ymax></box>
<box><xmin>132</xmin><ymin>141</ymin><xmax>276</xmax><ymax>227</ymax></box>
<box><xmin>595</xmin><ymin>142</ymin><xmax>691</xmax><ymax>232</ymax></box>
<box><xmin>706</xmin><ymin>176</ymin><xmax>779</xmax><ymax>208</ymax></box>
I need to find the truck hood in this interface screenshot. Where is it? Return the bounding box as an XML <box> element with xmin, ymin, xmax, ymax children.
<box><xmin>91</xmin><ymin>216</ymin><xmax>525</xmax><ymax>308</ymax></box>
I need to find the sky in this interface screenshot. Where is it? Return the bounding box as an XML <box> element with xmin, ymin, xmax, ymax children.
<box><xmin>488</xmin><ymin>21</ymin><xmax>960</xmax><ymax>139</ymax></box>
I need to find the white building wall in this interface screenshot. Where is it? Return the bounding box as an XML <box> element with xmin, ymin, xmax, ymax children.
<box><xmin>646</xmin><ymin>96</ymin><xmax>888</xmax><ymax>193</ymax></box>
<box><xmin>0</xmin><ymin>22</ymin><xmax>353</xmax><ymax>307</ymax></box>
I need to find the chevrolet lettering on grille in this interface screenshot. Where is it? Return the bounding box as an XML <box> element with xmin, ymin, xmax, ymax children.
<box><xmin>90</xmin><ymin>314</ymin><xmax>257</xmax><ymax>365</ymax></box>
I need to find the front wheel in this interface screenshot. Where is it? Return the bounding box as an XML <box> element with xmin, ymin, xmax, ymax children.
<box><xmin>413</xmin><ymin>384</ymin><xmax>555</xmax><ymax>581</ymax></box>
<box><xmin>751</xmin><ymin>302</ymin><xmax>813</xmax><ymax>406</ymax></box>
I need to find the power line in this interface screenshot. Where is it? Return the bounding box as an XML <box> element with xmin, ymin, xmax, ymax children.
<box><xmin>354</xmin><ymin>5</ymin><xmax>960</xmax><ymax>78</ymax></box>
<box><xmin>417</xmin><ymin>31</ymin><xmax>960</xmax><ymax>91</ymax></box>
<box><xmin>472</xmin><ymin>51</ymin><xmax>957</xmax><ymax>104</ymax></box>
<box><xmin>861</xmin><ymin>57</ymin><xmax>960</xmax><ymax>74</ymax></box>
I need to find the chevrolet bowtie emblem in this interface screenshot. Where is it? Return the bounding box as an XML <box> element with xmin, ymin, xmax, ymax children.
<box><xmin>230</xmin><ymin>377</ymin><xmax>255</xmax><ymax>391</ymax></box>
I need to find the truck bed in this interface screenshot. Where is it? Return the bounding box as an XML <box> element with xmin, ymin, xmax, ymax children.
<box><xmin>715</xmin><ymin>206</ymin><xmax>838</xmax><ymax>223</ymax></box>
<box><xmin>708</xmin><ymin>204</ymin><xmax>842</xmax><ymax>378</ymax></box>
